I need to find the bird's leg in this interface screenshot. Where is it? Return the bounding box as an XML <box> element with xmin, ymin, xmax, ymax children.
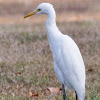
<box><xmin>62</xmin><ymin>84</ymin><xmax>66</xmax><ymax>100</ymax></box>
<box><xmin>75</xmin><ymin>91</ymin><xmax>78</xmax><ymax>100</ymax></box>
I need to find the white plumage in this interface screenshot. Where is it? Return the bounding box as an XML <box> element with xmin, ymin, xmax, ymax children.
<box><xmin>24</xmin><ymin>3</ymin><xmax>86</xmax><ymax>100</ymax></box>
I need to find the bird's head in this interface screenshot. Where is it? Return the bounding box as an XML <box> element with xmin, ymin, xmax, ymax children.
<box><xmin>24</xmin><ymin>3</ymin><xmax>54</xmax><ymax>18</ymax></box>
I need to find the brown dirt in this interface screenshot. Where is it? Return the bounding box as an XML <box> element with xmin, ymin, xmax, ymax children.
<box><xmin>0</xmin><ymin>13</ymin><xmax>100</xmax><ymax>24</ymax></box>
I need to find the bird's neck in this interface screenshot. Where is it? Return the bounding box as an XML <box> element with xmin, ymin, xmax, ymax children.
<box><xmin>46</xmin><ymin>9</ymin><xmax>56</xmax><ymax>25</ymax></box>
<box><xmin>46</xmin><ymin>9</ymin><xmax>62</xmax><ymax>52</ymax></box>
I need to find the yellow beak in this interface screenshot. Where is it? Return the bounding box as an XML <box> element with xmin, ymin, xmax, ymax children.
<box><xmin>24</xmin><ymin>11</ymin><xmax>37</xmax><ymax>18</ymax></box>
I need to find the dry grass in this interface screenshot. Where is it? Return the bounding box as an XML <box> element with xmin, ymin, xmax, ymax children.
<box><xmin>0</xmin><ymin>0</ymin><xmax>100</xmax><ymax>100</ymax></box>
<box><xmin>0</xmin><ymin>0</ymin><xmax>100</xmax><ymax>16</ymax></box>
<box><xmin>0</xmin><ymin>0</ymin><xmax>100</xmax><ymax>25</ymax></box>
<box><xmin>0</xmin><ymin>21</ymin><xmax>100</xmax><ymax>100</ymax></box>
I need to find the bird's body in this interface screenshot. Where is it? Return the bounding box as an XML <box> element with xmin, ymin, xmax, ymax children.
<box><xmin>24</xmin><ymin>3</ymin><xmax>86</xmax><ymax>100</ymax></box>
<box><xmin>46</xmin><ymin>16</ymin><xmax>85</xmax><ymax>100</ymax></box>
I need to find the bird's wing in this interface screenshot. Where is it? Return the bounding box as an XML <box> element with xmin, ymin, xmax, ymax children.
<box><xmin>55</xmin><ymin>35</ymin><xmax>85</xmax><ymax>90</ymax></box>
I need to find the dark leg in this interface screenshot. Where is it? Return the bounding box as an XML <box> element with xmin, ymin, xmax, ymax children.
<box><xmin>75</xmin><ymin>91</ymin><xmax>78</xmax><ymax>100</ymax></box>
<box><xmin>62</xmin><ymin>84</ymin><xmax>66</xmax><ymax>100</ymax></box>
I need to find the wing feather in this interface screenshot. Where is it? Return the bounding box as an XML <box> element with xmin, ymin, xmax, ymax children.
<box><xmin>55</xmin><ymin>35</ymin><xmax>85</xmax><ymax>90</ymax></box>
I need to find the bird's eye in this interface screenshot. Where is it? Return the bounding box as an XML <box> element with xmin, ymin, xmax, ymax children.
<box><xmin>37</xmin><ymin>9</ymin><xmax>41</xmax><ymax>12</ymax></box>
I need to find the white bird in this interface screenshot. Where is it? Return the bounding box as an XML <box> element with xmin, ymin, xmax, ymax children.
<box><xmin>24</xmin><ymin>3</ymin><xmax>86</xmax><ymax>100</ymax></box>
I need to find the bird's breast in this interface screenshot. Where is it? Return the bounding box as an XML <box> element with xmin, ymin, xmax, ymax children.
<box><xmin>53</xmin><ymin>47</ymin><xmax>62</xmax><ymax>64</ymax></box>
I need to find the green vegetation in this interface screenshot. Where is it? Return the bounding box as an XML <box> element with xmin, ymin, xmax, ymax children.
<box><xmin>0</xmin><ymin>21</ymin><xmax>100</xmax><ymax>99</ymax></box>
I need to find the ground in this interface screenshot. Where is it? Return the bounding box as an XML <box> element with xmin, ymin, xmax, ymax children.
<box><xmin>0</xmin><ymin>0</ymin><xmax>100</xmax><ymax>100</ymax></box>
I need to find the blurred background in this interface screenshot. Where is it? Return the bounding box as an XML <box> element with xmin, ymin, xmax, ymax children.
<box><xmin>0</xmin><ymin>0</ymin><xmax>100</xmax><ymax>100</ymax></box>
<box><xmin>1</xmin><ymin>0</ymin><xmax>100</xmax><ymax>24</ymax></box>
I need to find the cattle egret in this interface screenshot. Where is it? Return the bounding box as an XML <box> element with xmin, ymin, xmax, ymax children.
<box><xmin>24</xmin><ymin>3</ymin><xmax>86</xmax><ymax>100</ymax></box>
